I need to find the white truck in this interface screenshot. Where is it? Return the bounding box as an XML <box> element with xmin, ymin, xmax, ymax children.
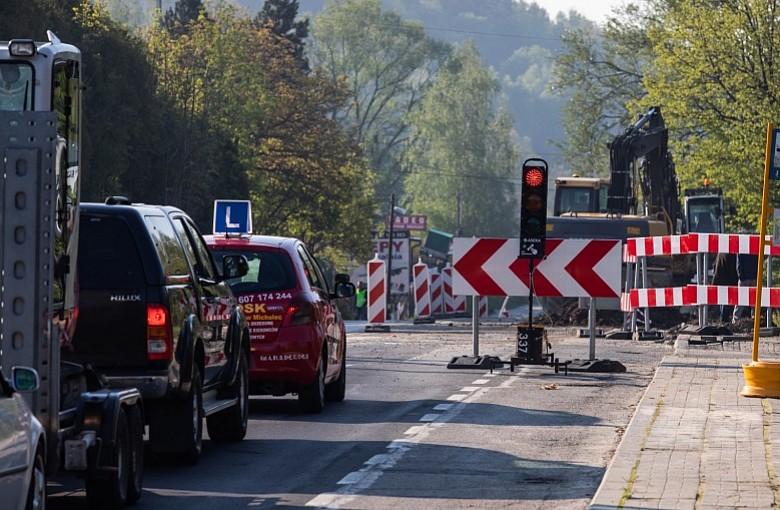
<box><xmin>1</xmin><ymin>32</ymin><xmax>144</xmax><ymax>508</ymax></box>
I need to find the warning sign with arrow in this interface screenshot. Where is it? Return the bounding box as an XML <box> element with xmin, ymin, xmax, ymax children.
<box><xmin>452</xmin><ymin>238</ymin><xmax>621</xmax><ymax>298</ymax></box>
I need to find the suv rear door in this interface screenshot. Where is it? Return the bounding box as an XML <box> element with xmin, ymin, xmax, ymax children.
<box><xmin>69</xmin><ymin>212</ymin><xmax>150</xmax><ymax>366</ymax></box>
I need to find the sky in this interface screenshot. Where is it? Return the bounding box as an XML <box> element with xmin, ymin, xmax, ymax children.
<box><xmin>536</xmin><ymin>0</ymin><xmax>623</xmax><ymax>23</ymax></box>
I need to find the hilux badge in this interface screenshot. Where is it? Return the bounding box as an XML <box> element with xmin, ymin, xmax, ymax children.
<box><xmin>110</xmin><ymin>294</ymin><xmax>141</xmax><ymax>302</ymax></box>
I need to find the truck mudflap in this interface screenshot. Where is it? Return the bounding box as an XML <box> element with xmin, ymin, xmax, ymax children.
<box><xmin>65</xmin><ymin>388</ymin><xmax>143</xmax><ymax>475</ymax></box>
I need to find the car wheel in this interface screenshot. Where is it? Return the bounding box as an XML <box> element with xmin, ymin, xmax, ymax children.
<box><xmin>86</xmin><ymin>406</ymin><xmax>130</xmax><ymax>509</ymax></box>
<box><xmin>325</xmin><ymin>343</ymin><xmax>346</xmax><ymax>402</ymax></box>
<box><xmin>207</xmin><ymin>352</ymin><xmax>249</xmax><ymax>442</ymax></box>
<box><xmin>126</xmin><ymin>403</ymin><xmax>144</xmax><ymax>505</ymax></box>
<box><xmin>180</xmin><ymin>365</ymin><xmax>204</xmax><ymax>465</ymax></box>
<box><xmin>25</xmin><ymin>443</ymin><xmax>46</xmax><ymax>510</ymax></box>
<box><xmin>299</xmin><ymin>354</ymin><xmax>325</xmax><ymax>413</ymax></box>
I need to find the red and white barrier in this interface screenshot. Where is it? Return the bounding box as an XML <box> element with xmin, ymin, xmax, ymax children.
<box><xmin>442</xmin><ymin>264</ymin><xmax>466</xmax><ymax>314</ymax></box>
<box><xmin>629</xmin><ymin>285</ymin><xmax>780</xmax><ymax>309</ymax></box>
<box><xmin>367</xmin><ymin>255</ymin><xmax>386</xmax><ymax>324</ymax></box>
<box><xmin>413</xmin><ymin>259</ymin><xmax>431</xmax><ymax>318</ymax></box>
<box><xmin>443</xmin><ymin>264</ymin><xmax>455</xmax><ymax>313</ymax></box>
<box><xmin>478</xmin><ymin>296</ymin><xmax>488</xmax><ymax>319</ymax></box>
<box><xmin>626</xmin><ymin>233</ymin><xmax>780</xmax><ymax>257</ymax></box>
<box><xmin>430</xmin><ymin>270</ymin><xmax>443</xmax><ymax>314</ymax></box>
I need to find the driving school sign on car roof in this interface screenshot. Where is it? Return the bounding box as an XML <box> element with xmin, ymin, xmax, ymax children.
<box><xmin>213</xmin><ymin>200</ymin><xmax>252</xmax><ymax>234</ymax></box>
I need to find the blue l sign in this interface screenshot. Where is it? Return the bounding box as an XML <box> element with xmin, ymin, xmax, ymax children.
<box><xmin>212</xmin><ymin>200</ymin><xmax>252</xmax><ymax>234</ymax></box>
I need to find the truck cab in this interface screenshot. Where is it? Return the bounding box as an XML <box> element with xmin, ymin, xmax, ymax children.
<box><xmin>553</xmin><ymin>176</ymin><xmax>610</xmax><ymax>216</ymax></box>
<box><xmin>1</xmin><ymin>32</ymin><xmax>145</xmax><ymax>509</ymax></box>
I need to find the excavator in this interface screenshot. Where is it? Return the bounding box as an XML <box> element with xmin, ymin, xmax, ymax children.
<box><xmin>549</xmin><ymin>106</ymin><xmax>727</xmax><ymax>241</ymax></box>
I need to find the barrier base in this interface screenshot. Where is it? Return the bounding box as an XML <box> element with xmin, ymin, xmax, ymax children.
<box><xmin>566</xmin><ymin>359</ymin><xmax>626</xmax><ymax>373</ymax></box>
<box><xmin>687</xmin><ymin>336</ymin><xmax>723</xmax><ymax>346</ymax></box>
<box><xmin>364</xmin><ymin>323</ymin><xmax>391</xmax><ymax>332</ymax></box>
<box><xmin>742</xmin><ymin>361</ymin><xmax>780</xmax><ymax>398</ymax></box>
<box><xmin>693</xmin><ymin>325</ymin><xmax>733</xmax><ymax>336</ymax></box>
<box><xmin>578</xmin><ymin>328</ymin><xmax>605</xmax><ymax>338</ymax></box>
<box><xmin>413</xmin><ymin>316</ymin><xmax>436</xmax><ymax>325</ymax></box>
<box><xmin>447</xmin><ymin>355</ymin><xmax>502</xmax><ymax>370</ymax></box>
<box><xmin>605</xmin><ymin>329</ymin><xmax>633</xmax><ymax>340</ymax></box>
<box><xmin>632</xmin><ymin>330</ymin><xmax>664</xmax><ymax>341</ymax></box>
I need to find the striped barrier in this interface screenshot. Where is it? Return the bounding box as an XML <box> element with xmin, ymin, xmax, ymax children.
<box><xmin>442</xmin><ymin>264</ymin><xmax>467</xmax><ymax>314</ymax></box>
<box><xmin>413</xmin><ymin>259</ymin><xmax>431</xmax><ymax>318</ymax></box>
<box><xmin>478</xmin><ymin>296</ymin><xmax>488</xmax><ymax>319</ymax></box>
<box><xmin>430</xmin><ymin>270</ymin><xmax>443</xmax><ymax>314</ymax></box>
<box><xmin>629</xmin><ymin>285</ymin><xmax>780</xmax><ymax>308</ymax></box>
<box><xmin>626</xmin><ymin>233</ymin><xmax>780</xmax><ymax>258</ymax></box>
<box><xmin>367</xmin><ymin>255</ymin><xmax>386</xmax><ymax>324</ymax></box>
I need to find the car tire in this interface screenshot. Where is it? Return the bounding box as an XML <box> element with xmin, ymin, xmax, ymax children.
<box><xmin>126</xmin><ymin>403</ymin><xmax>144</xmax><ymax>505</ymax></box>
<box><xmin>207</xmin><ymin>352</ymin><xmax>249</xmax><ymax>442</ymax></box>
<box><xmin>179</xmin><ymin>365</ymin><xmax>204</xmax><ymax>465</ymax></box>
<box><xmin>25</xmin><ymin>443</ymin><xmax>46</xmax><ymax>510</ymax></box>
<box><xmin>324</xmin><ymin>343</ymin><xmax>346</xmax><ymax>402</ymax></box>
<box><xmin>299</xmin><ymin>354</ymin><xmax>325</xmax><ymax>413</ymax></box>
<box><xmin>86</xmin><ymin>406</ymin><xmax>130</xmax><ymax>509</ymax></box>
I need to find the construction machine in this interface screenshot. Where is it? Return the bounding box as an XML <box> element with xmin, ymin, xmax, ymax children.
<box><xmin>549</xmin><ymin>106</ymin><xmax>728</xmax><ymax>240</ymax></box>
<box><xmin>1</xmin><ymin>32</ymin><xmax>145</xmax><ymax>508</ymax></box>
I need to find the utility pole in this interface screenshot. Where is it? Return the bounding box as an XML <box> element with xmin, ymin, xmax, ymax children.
<box><xmin>456</xmin><ymin>189</ymin><xmax>462</xmax><ymax>236</ymax></box>
<box><xmin>387</xmin><ymin>193</ymin><xmax>396</xmax><ymax>319</ymax></box>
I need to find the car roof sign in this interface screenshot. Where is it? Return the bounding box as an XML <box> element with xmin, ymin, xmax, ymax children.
<box><xmin>212</xmin><ymin>199</ymin><xmax>252</xmax><ymax>235</ymax></box>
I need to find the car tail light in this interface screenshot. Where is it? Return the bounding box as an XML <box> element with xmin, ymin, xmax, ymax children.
<box><xmin>282</xmin><ymin>298</ymin><xmax>315</xmax><ymax>326</ymax></box>
<box><xmin>147</xmin><ymin>304</ymin><xmax>173</xmax><ymax>360</ymax></box>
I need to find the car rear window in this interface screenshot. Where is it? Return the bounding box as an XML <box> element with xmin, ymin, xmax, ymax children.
<box><xmin>214</xmin><ymin>249</ymin><xmax>296</xmax><ymax>293</ymax></box>
<box><xmin>79</xmin><ymin>215</ymin><xmax>145</xmax><ymax>289</ymax></box>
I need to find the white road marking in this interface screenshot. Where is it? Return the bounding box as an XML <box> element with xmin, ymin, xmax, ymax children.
<box><xmin>306</xmin><ymin>375</ymin><xmax>512</xmax><ymax>509</ymax></box>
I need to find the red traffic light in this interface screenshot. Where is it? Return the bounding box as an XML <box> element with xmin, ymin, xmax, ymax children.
<box><xmin>524</xmin><ymin>167</ymin><xmax>545</xmax><ymax>187</ymax></box>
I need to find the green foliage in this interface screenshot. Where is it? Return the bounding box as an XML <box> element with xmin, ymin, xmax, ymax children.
<box><xmin>146</xmin><ymin>1</ymin><xmax>374</xmax><ymax>259</ymax></box>
<box><xmin>550</xmin><ymin>3</ymin><xmax>655</xmax><ymax>179</ymax></box>
<box><xmin>308</xmin><ymin>0</ymin><xmax>451</xmax><ymax>204</ymax></box>
<box><xmin>642</xmin><ymin>0</ymin><xmax>780</xmax><ymax>232</ymax></box>
<box><xmin>403</xmin><ymin>41</ymin><xmax>519</xmax><ymax>237</ymax></box>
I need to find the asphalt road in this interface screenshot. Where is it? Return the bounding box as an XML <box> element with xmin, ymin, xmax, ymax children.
<box><xmin>48</xmin><ymin>321</ymin><xmax>671</xmax><ymax>510</ymax></box>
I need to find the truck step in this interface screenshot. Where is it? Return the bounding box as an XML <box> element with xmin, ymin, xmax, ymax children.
<box><xmin>202</xmin><ymin>398</ymin><xmax>238</xmax><ymax>417</ymax></box>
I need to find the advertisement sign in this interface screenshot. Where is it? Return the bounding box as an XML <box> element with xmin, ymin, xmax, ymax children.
<box><xmin>372</xmin><ymin>238</ymin><xmax>410</xmax><ymax>296</ymax></box>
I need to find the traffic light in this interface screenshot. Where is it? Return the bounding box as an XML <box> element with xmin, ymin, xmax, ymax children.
<box><xmin>519</xmin><ymin>158</ymin><xmax>548</xmax><ymax>258</ymax></box>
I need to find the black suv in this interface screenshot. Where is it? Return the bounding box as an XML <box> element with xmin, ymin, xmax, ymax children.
<box><xmin>64</xmin><ymin>197</ymin><xmax>250</xmax><ymax>463</ymax></box>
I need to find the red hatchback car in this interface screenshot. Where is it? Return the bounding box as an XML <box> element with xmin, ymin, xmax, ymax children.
<box><xmin>204</xmin><ymin>234</ymin><xmax>355</xmax><ymax>413</ymax></box>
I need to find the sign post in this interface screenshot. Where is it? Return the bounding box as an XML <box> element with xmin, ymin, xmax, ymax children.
<box><xmin>742</xmin><ymin>123</ymin><xmax>780</xmax><ymax>397</ymax></box>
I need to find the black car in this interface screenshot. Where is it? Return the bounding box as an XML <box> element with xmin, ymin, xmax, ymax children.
<box><xmin>65</xmin><ymin>197</ymin><xmax>250</xmax><ymax>463</ymax></box>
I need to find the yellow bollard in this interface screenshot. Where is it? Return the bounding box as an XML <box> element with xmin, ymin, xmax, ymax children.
<box><xmin>742</xmin><ymin>361</ymin><xmax>780</xmax><ymax>398</ymax></box>
<box><xmin>741</xmin><ymin>123</ymin><xmax>780</xmax><ymax>398</ymax></box>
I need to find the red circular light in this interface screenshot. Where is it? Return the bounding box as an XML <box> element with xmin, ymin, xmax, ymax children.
<box><xmin>524</xmin><ymin>168</ymin><xmax>544</xmax><ymax>187</ymax></box>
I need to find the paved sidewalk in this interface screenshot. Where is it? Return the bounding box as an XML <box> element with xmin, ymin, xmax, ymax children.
<box><xmin>590</xmin><ymin>334</ymin><xmax>780</xmax><ymax>509</ymax></box>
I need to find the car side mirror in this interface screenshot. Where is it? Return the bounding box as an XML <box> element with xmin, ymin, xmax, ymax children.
<box><xmin>222</xmin><ymin>254</ymin><xmax>249</xmax><ymax>280</ymax></box>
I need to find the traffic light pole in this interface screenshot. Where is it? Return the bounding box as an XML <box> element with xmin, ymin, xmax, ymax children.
<box><xmin>528</xmin><ymin>258</ymin><xmax>535</xmax><ymax>327</ymax></box>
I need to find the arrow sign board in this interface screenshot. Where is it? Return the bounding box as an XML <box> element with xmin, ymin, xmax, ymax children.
<box><xmin>452</xmin><ymin>238</ymin><xmax>621</xmax><ymax>298</ymax></box>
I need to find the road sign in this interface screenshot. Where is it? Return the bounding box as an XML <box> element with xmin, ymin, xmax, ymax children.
<box><xmin>772</xmin><ymin>129</ymin><xmax>780</xmax><ymax>179</ymax></box>
<box><xmin>212</xmin><ymin>200</ymin><xmax>252</xmax><ymax>234</ymax></box>
<box><xmin>452</xmin><ymin>237</ymin><xmax>621</xmax><ymax>298</ymax></box>
<box><xmin>388</xmin><ymin>214</ymin><xmax>427</xmax><ymax>231</ymax></box>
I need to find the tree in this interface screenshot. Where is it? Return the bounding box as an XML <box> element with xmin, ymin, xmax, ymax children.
<box><xmin>147</xmin><ymin>1</ymin><xmax>374</xmax><ymax>258</ymax></box>
<box><xmin>308</xmin><ymin>0</ymin><xmax>450</xmax><ymax>203</ymax></box>
<box><xmin>550</xmin><ymin>3</ymin><xmax>656</xmax><ymax>177</ymax></box>
<box><xmin>255</xmin><ymin>0</ymin><xmax>310</xmax><ymax>71</ymax></box>
<box><xmin>163</xmin><ymin>0</ymin><xmax>206</xmax><ymax>36</ymax></box>
<box><xmin>642</xmin><ymin>0</ymin><xmax>780</xmax><ymax>231</ymax></box>
<box><xmin>403</xmin><ymin>41</ymin><xmax>519</xmax><ymax>237</ymax></box>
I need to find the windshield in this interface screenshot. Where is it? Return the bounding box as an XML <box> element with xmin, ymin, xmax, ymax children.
<box><xmin>556</xmin><ymin>187</ymin><xmax>596</xmax><ymax>215</ymax></box>
<box><xmin>0</xmin><ymin>62</ymin><xmax>33</xmax><ymax>111</ymax></box>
